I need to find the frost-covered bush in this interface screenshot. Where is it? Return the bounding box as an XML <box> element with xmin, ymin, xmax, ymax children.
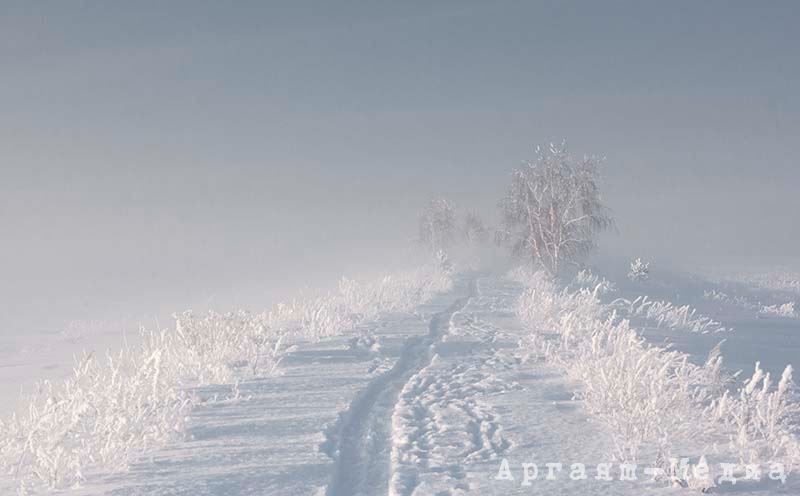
<box><xmin>722</xmin><ymin>270</ymin><xmax>800</xmax><ymax>294</ymax></box>
<box><xmin>702</xmin><ymin>289</ymin><xmax>757</xmax><ymax>310</ymax></box>
<box><xmin>703</xmin><ymin>290</ymin><xmax>796</xmax><ymax>319</ymax></box>
<box><xmin>0</xmin><ymin>331</ymin><xmax>192</xmax><ymax>490</ymax></box>
<box><xmin>171</xmin><ymin>310</ymin><xmax>295</xmax><ymax>384</ymax></box>
<box><xmin>627</xmin><ymin>257</ymin><xmax>650</xmax><ymax>282</ymax></box>
<box><xmin>295</xmin><ymin>295</ymin><xmax>354</xmax><ymax>342</ymax></box>
<box><xmin>612</xmin><ymin>296</ymin><xmax>730</xmax><ymax>334</ymax></box>
<box><xmin>515</xmin><ymin>272</ymin><xmax>725</xmax><ymax>464</ymax></box>
<box><xmin>570</xmin><ymin>269</ymin><xmax>616</xmax><ymax>295</ymax></box>
<box><xmin>515</xmin><ymin>274</ymin><xmax>606</xmax><ymax>336</ymax></box>
<box><xmin>709</xmin><ymin>363</ymin><xmax>800</xmax><ymax>467</ymax></box>
<box><xmin>339</xmin><ymin>265</ymin><xmax>452</xmax><ymax>324</ymax></box>
<box><xmin>553</xmin><ymin>318</ymin><xmax>725</xmax><ymax>463</ymax></box>
<box><xmin>703</xmin><ymin>289</ymin><xmax>730</xmax><ymax>303</ymax></box>
<box><xmin>759</xmin><ymin>302</ymin><xmax>797</xmax><ymax>318</ymax></box>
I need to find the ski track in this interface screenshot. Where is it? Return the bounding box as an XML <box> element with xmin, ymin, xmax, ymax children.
<box><xmin>324</xmin><ymin>276</ymin><xmax>520</xmax><ymax>496</ymax></box>
<box><xmin>323</xmin><ymin>278</ymin><xmax>475</xmax><ymax>496</ymax></box>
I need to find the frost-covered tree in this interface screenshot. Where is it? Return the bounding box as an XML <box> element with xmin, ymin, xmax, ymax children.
<box><xmin>628</xmin><ymin>257</ymin><xmax>650</xmax><ymax>282</ymax></box>
<box><xmin>418</xmin><ymin>197</ymin><xmax>456</xmax><ymax>254</ymax></box>
<box><xmin>461</xmin><ymin>211</ymin><xmax>489</xmax><ymax>245</ymax></box>
<box><xmin>498</xmin><ymin>141</ymin><xmax>614</xmax><ymax>275</ymax></box>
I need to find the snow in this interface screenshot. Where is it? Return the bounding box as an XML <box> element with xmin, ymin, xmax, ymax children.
<box><xmin>2</xmin><ymin>267</ymin><xmax>800</xmax><ymax>494</ymax></box>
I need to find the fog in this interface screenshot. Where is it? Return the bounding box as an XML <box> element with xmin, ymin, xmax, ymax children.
<box><xmin>2</xmin><ymin>1</ymin><xmax>799</xmax><ymax>340</ymax></box>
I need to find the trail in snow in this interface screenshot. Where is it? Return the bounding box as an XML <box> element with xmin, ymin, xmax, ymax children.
<box><xmin>323</xmin><ymin>277</ymin><xmax>476</xmax><ymax>496</ymax></box>
<box><xmin>387</xmin><ymin>277</ymin><xmax>525</xmax><ymax>496</ymax></box>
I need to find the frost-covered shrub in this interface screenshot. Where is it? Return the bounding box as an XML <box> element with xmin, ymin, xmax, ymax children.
<box><xmin>702</xmin><ymin>289</ymin><xmax>757</xmax><ymax>310</ymax></box>
<box><xmin>171</xmin><ymin>310</ymin><xmax>295</xmax><ymax>384</ymax></box>
<box><xmin>708</xmin><ymin>363</ymin><xmax>800</xmax><ymax>467</ymax></box>
<box><xmin>722</xmin><ymin>270</ymin><xmax>800</xmax><ymax>294</ymax></box>
<box><xmin>295</xmin><ymin>295</ymin><xmax>354</xmax><ymax>342</ymax></box>
<box><xmin>552</xmin><ymin>318</ymin><xmax>725</xmax><ymax>463</ymax></box>
<box><xmin>338</xmin><ymin>265</ymin><xmax>452</xmax><ymax>325</ymax></box>
<box><xmin>515</xmin><ymin>277</ymin><xmax>607</xmax><ymax>336</ymax></box>
<box><xmin>570</xmin><ymin>269</ymin><xmax>616</xmax><ymax>295</ymax></box>
<box><xmin>0</xmin><ymin>331</ymin><xmax>192</xmax><ymax>490</ymax></box>
<box><xmin>627</xmin><ymin>257</ymin><xmax>650</xmax><ymax>282</ymax></box>
<box><xmin>515</xmin><ymin>274</ymin><xmax>725</xmax><ymax>463</ymax></box>
<box><xmin>612</xmin><ymin>296</ymin><xmax>730</xmax><ymax>334</ymax></box>
<box><xmin>703</xmin><ymin>289</ymin><xmax>730</xmax><ymax>303</ymax></box>
<box><xmin>759</xmin><ymin>302</ymin><xmax>797</xmax><ymax>318</ymax></box>
<box><xmin>703</xmin><ymin>290</ymin><xmax>796</xmax><ymax>319</ymax></box>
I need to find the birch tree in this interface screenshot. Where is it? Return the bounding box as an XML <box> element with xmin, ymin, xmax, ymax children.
<box><xmin>499</xmin><ymin>141</ymin><xmax>613</xmax><ymax>275</ymax></box>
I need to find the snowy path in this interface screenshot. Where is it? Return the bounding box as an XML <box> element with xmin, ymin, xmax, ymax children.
<box><xmin>387</xmin><ymin>276</ymin><xmax>621</xmax><ymax>495</ymax></box>
<box><xmin>388</xmin><ymin>277</ymin><xmax>517</xmax><ymax>495</ymax></box>
<box><xmin>323</xmin><ymin>278</ymin><xmax>476</xmax><ymax>496</ymax></box>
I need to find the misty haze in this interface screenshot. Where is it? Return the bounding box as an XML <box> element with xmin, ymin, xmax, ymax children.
<box><xmin>2</xmin><ymin>2</ymin><xmax>799</xmax><ymax>495</ymax></box>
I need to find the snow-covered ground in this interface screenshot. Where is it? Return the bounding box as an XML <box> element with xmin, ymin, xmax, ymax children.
<box><xmin>2</xmin><ymin>267</ymin><xmax>799</xmax><ymax>495</ymax></box>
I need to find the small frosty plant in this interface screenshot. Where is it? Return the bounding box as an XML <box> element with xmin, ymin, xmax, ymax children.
<box><xmin>628</xmin><ymin>257</ymin><xmax>650</xmax><ymax>282</ymax></box>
